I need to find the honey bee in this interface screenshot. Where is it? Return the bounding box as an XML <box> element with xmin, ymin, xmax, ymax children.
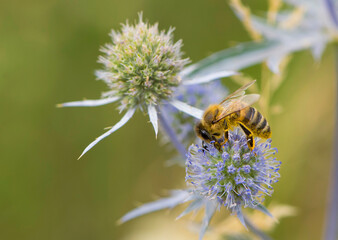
<box><xmin>195</xmin><ymin>80</ymin><xmax>271</xmax><ymax>151</ymax></box>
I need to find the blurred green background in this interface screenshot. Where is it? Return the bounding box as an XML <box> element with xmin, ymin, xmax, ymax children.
<box><xmin>0</xmin><ymin>0</ymin><xmax>335</xmax><ymax>239</ymax></box>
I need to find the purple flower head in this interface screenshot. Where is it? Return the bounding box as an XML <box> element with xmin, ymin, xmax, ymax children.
<box><xmin>186</xmin><ymin>129</ymin><xmax>281</xmax><ymax>214</ymax></box>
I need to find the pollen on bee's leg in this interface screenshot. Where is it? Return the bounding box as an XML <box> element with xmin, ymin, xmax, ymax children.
<box><xmin>219</xmin><ymin>139</ymin><xmax>228</xmax><ymax>151</ymax></box>
<box><xmin>218</xmin><ymin>130</ymin><xmax>229</xmax><ymax>150</ymax></box>
<box><xmin>214</xmin><ymin>142</ymin><xmax>222</xmax><ymax>152</ymax></box>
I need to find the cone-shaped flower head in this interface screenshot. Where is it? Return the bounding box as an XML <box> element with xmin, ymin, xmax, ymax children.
<box><xmin>97</xmin><ymin>13</ymin><xmax>190</xmax><ymax>111</ymax></box>
<box><xmin>186</xmin><ymin>129</ymin><xmax>281</xmax><ymax>214</ymax></box>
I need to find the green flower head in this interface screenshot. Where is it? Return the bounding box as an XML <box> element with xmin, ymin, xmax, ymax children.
<box><xmin>97</xmin><ymin>13</ymin><xmax>190</xmax><ymax>111</ymax></box>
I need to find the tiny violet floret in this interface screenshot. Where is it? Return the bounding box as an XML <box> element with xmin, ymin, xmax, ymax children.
<box><xmin>186</xmin><ymin>129</ymin><xmax>281</xmax><ymax>217</ymax></box>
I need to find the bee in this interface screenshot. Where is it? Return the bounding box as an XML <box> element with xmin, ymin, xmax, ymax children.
<box><xmin>195</xmin><ymin>80</ymin><xmax>271</xmax><ymax>151</ymax></box>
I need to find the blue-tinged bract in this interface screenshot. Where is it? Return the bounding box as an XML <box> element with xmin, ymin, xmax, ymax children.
<box><xmin>186</xmin><ymin>129</ymin><xmax>281</xmax><ymax>214</ymax></box>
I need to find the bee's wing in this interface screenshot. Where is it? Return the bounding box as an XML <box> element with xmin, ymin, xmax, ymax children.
<box><xmin>219</xmin><ymin>80</ymin><xmax>256</xmax><ymax>105</ymax></box>
<box><xmin>213</xmin><ymin>94</ymin><xmax>260</xmax><ymax>123</ymax></box>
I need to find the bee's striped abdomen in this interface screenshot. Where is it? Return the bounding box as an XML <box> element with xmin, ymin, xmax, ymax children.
<box><xmin>237</xmin><ymin>107</ymin><xmax>271</xmax><ymax>138</ymax></box>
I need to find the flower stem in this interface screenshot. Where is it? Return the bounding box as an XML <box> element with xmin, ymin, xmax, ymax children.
<box><xmin>324</xmin><ymin>46</ymin><xmax>338</xmax><ymax>240</ymax></box>
<box><xmin>157</xmin><ymin>106</ymin><xmax>187</xmax><ymax>159</ymax></box>
<box><xmin>244</xmin><ymin>215</ymin><xmax>272</xmax><ymax>240</ymax></box>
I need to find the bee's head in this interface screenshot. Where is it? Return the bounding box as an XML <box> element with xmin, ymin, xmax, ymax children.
<box><xmin>195</xmin><ymin>121</ymin><xmax>213</xmax><ymax>143</ymax></box>
<box><xmin>195</xmin><ymin>121</ymin><xmax>225</xmax><ymax>145</ymax></box>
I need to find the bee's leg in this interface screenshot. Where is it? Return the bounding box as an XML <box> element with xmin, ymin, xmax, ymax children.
<box><xmin>218</xmin><ymin>130</ymin><xmax>229</xmax><ymax>147</ymax></box>
<box><xmin>239</xmin><ymin>123</ymin><xmax>255</xmax><ymax>151</ymax></box>
<box><xmin>202</xmin><ymin>141</ymin><xmax>209</xmax><ymax>151</ymax></box>
<box><xmin>224</xmin><ymin>130</ymin><xmax>229</xmax><ymax>144</ymax></box>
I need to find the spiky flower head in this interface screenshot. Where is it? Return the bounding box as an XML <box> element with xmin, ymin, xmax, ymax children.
<box><xmin>97</xmin><ymin>13</ymin><xmax>190</xmax><ymax>111</ymax></box>
<box><xmin>186</xmin><ymin>129</ymin><xmax>281</xmax><ymax>214</ymax></box>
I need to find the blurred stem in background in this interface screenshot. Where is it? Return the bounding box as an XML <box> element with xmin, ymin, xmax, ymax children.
<box><xmin>325</xmin><ymin>1</ymin><xmax>338</xmax><ymax>239</ymax></box>
<box><xmin>325</xmin><ymin>46</ymin><xmax>338</xmax><ymax>240</ymax></box>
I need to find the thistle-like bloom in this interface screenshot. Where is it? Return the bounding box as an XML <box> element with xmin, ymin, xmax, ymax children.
<box><xmin>120</xmin><ymin>129</ymin><xmax>281</xmax><ymax>240</ymax></box>
<box><xmin>58</xmin><ymin>13</ymin><xmax>235</xmax><ymax>158</ymax></box>
<box><xmin>186</xmin><ymin>129</ymin><xmax>280</xmax><ymax>215</ymax></box>
<box><xmin>96</xmin><ymin>16</ymin><xmax>189</xmax><ymax>111</ymax></box>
